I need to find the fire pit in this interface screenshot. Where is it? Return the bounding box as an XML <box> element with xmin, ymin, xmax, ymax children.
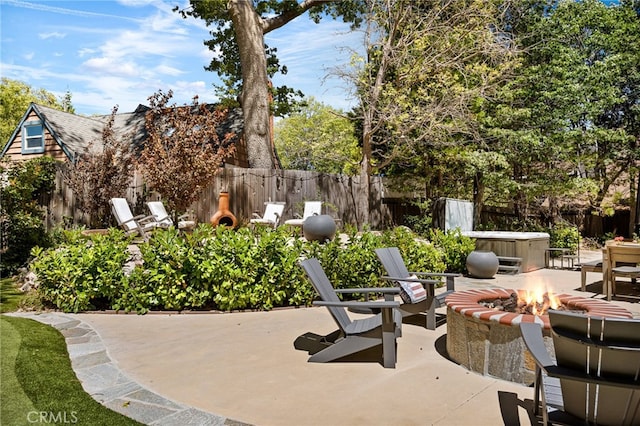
<box><xmin>444</xmin><ymin>288</ymin><xmax>633</xmax><ymax>384</ymax></box>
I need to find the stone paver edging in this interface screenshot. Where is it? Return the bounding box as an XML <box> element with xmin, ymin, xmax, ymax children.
<box><xmin>8</xmin><ymin>312</ymin><xmax>249</xmax><ymax>426</ymax></box>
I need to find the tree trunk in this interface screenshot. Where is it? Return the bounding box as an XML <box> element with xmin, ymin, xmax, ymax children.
<box><xmin>631</xmin><ymin>169</ymin><xmax>639</xmax><ymax>236</ymax></box>
<box><xmin>473</xmin><ymin>172</ymin><xmax>484</xmax><ymax>229</ymax></box>
<box><xmin>228</xmin><ymin>0</ymin><xmax>275</xmax><ymax>169</ymax></box>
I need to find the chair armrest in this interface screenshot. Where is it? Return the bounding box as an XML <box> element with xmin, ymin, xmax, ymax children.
<box><xmin>134</xmin><ymin>214</ymin><xmax>158</xmax><ymax>224</ymax></box>
<box><xmin>520</xmin><ymin>322</ymin><xmax>556</xmax><ymax>369</ymax></box>
<box><xmin>334</xmin><ymin>287</ymin><xmax>400</xmax><ymax>295</ymax></box>
<box><xmin>380</xmin><ymin>276</ymin><xmax>440</xmax><ymax>285</ymax></box>
<box><xmin>313</xmin><ymin>300</ymin><xmax>400</xmax><ymax>309</ymax></box>
<box><xmin>411</xmin><ymin>271</ymin><xmax>461</xmax><ymax>278</ymax></box>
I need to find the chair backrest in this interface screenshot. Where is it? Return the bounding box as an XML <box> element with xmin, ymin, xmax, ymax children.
<box><xmin>608</xmin><ymin>244</ymin><xmax>640</xmax><ymax>268</ymax></box>
<box><xmin>147</xmin><ymin>201</ymin><xmax>173</xmax><ymax>227</ymax></box>
<box><xmin>549</xmin><ymin>310</ymin><xmax>640</xmax><ymax>424</ymax></box>
<box><xmin>110</xmin><ymin>198</ymin><xmax>136</xmax><ymax>232</ymax></box>
<box><xmin>262</xmin><ymin>202</ymin><xmax>285</xmax><ymax>225</ymax></box>
<box><xmin>376</xmin><ymin>247</ymin><xmax>411</xmax><ymax>279</ymax></box>
<box><xmin>300</xmin><ymin>258</ymin><xmax>351</xmax><ymax>332</ymax></box>
<box><xmin>302</xmin><ymin>201</ymin><xmax>322</xmax><ymax>219</ymax></box>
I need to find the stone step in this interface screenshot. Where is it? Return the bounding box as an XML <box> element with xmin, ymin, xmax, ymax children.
<box><xmin>497</xmin><ymin>256</ymin><xmax>522</xmax><ymax>274</ymax></box>
<box><xmin>498</xmin><ymin>265</ymin><xmax>520</xmax><ymax>274</ymax></box>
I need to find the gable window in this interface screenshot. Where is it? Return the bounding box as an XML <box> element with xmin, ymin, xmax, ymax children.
<box><xmin>22</xmin><ymin>121</ymin><xmax>45</xmax><ymax>154</ymax></box>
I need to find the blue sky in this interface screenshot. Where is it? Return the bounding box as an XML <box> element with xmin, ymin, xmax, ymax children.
<box><xmin>0</xmin><ymin>0</ymin><xmax>362</xmax><ymax>115</ymax></box>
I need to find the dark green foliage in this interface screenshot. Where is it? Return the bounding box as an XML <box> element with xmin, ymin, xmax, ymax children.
<box><xmin>427</xmin><ymin>229</ymin><xmax>476</xmax><ymax>273</ymax></box>
<box><xmin>31</xmin><ymin>229</ymin><xmax>132</xmax><ymax>312</ymax></box>
<box><xmin>548</xmin><ymin>222</ymin><xmax>580</xmax><ymax>254</ymax></box>
<box><xmin>0</xmin><ymin>157</ymin><xmax>57</xmax><ymax>275</ymax></box>
<box><xmin>28</xmin><ymin>224</ymin><xmax>469</xmax><ymax>313</ymax></box>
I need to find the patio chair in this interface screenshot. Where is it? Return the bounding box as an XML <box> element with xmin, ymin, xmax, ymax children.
<box><xmin>608</xmin><ymin>244</ymin><xmax>640</xmax><ymax>298</ymax></box>
<box><xmin>249</xmin><ymin>202</ymin><xmax>285</xmax><ymax>228</ymax></box>
<box><xmin>110</xmin><ymin>198</ymin><xmax>160</xmax><ymax>238</ymax></box>
<box><xmin>295</xmin><ymin>257</ymin><xmax>402</xmax><ymax>368</ymax></box>
<box><xmin>520</xmin><ymin>310</ymin><xmax>640</xmax><ymax>426</ymax></box>
<box><xmin>146</xmin><ymin>201</ymin><xmax>196</xmax><ymax>231</ymax></box>
<box><xmin>375</xmin><ymin>247</ymin><xmax>460</xmax><ymax>330</ymax></box>
<box><xmin>284</xmin><ymin>201</ymin><xmax>322</xmax><ymax>228</ymax></box>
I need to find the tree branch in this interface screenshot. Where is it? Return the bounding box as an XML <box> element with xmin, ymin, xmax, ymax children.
<box><xmin>263</xmin><ymin>0</ymin><xmax>336</xmax><ymax>33</ymax></box>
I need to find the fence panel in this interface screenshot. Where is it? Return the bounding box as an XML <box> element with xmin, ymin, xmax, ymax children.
<box><xmin>45</xmin><ymin>167</ymin><xmax>401</xmax><ymax>230</ymax></box>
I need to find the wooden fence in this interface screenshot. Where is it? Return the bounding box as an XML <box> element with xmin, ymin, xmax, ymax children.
<box><xmin>44</xmin><ymin>167</ymin><xmax>404</xmax><ymax>230</ymax></box>
<box><xmin>38</xmin><ymin>166</ymin><xmax>634</xmax><ymax>236</ymax></box>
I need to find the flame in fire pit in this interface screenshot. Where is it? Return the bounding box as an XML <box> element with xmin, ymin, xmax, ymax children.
<box><xmin>480</xmin><ymin>283</ymin><xmax>563</xmax><ymax>316</ymax></box>
<box><xmin>517</xmin><ymin>287</ymin><xmax>561</xmax><ymax>316</ymax></box>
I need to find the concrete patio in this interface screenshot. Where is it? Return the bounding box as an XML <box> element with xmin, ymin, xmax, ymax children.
<box><xmin>12</xmin><ymin>250</ymin><xmax>640</xmax><ymax>425</ymax></box>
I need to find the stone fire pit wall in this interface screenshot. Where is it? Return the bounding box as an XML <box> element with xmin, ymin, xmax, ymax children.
<box><xmin>445</xmin><ymin>288</ymin><xmax>633</xmax><ymax>385</ymax></box>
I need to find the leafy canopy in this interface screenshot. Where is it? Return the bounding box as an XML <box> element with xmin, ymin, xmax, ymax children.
<box><xmin>275</xmin><ymin>97</ymin><xmax>360</xmax><ymax>174</ymax></box>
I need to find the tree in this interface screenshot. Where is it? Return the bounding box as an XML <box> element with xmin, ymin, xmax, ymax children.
<box><xmin>137</xmin><ymin>90</ymin><xmax>236</xmax><ymax>218</ymax></box>
<box><xmin>177</xmin><ymin>0</ymin><xmax>366</xmax><ymax>169</ymax></box>
<box><xmin>64</xmin><ymin>107</ymin><xmax>136</xmax><ymax>228</ymax></box>
<box><xmin>0</xmin><ymin>78</ymin><xmax>73</xmax><ymax>150</ymax></box>
<box><xmin>0</xmin><ymin>156</ymin><xmax>57</xmax><ymax>274</ymax></box>
<box><xmin>481</xmin><ymin>0</ymin><xmax>640</xmax><ymax>228</ymax></box>
<box><xmin>349</xmin><ymin>0</ymin><xmax>516</xmax><ymax>226</ymax></box>
<box><xmin>275</xmin><ymin>97</ymin><xmax>360</xmax><ymax>174</ymax></box>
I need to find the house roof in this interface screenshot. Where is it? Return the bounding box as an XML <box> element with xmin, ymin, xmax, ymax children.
<box><xmin>2</xmin><ymin>102</ymin><xmax>244</xmax><ymax>162</ymax></box>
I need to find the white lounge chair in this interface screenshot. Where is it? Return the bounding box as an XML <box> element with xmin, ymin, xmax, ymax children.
<box><xmin>110</xmin><ymin>198</ymin><xmax>160</xmax><ymax>238</ymax></box>
<box><xmin>249</xmin><ymin>202</ymin><xmax>285</xmax><ymax>228</ymax></box>
<box><xmin>146</xmin><ymin>201</ymin><xmax>196</xmax><ymax>230</ymax></box>
<box><xmin>284</xmin><ymin>201</ymin><xmax>322</xmax><ymax>228</ymax></box>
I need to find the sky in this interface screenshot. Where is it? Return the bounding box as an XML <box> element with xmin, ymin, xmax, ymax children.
<box><xmin>0</xmin><ymin>0</ymin><xmax>363</xmax><ymax>116</ymax></box>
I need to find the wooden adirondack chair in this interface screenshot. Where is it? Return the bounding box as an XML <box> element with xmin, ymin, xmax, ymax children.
<box><xmin>375</xmin><ymin>247</ymin><xmax>460</xmax><ymax>330</ymax></box>
<box><xmin>520</xmin><ymin>310</ymin><xmax>640</xmax><ymax>425</ymax></box>
<box><xmin>295</xmin><ymin>257</ymin><xmax>403</xmax><ymax>368</ymax></box>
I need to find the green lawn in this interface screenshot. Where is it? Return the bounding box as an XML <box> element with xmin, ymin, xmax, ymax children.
<box><xmin>0</xmin><ymin>277</ymin><xmax>24</xmax><ymax>314</ymax></box>
<box><xmin>0</xmin><ymin>278</ymin><xmax>141</xmax><ymax>425</ymax></box>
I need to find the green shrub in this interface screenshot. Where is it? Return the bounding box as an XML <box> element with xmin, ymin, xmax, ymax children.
<box><xmin>31</xmin><ymin>229</ymin><xmax>131</xmax><ymax>312</ymax></box>
<box><xmin>121</xmin><ymin>225</ymin><xmax>312</xmax><ymax>312</ymax></box>
<box><xmin>427</xmin><ymin>229</ymin><xmax>476</xmax><ymax>273</ymax></box>
<box><xmin>307</xmin><ymin>226</ymin><xmax>383</xmax><ymax>293</ymax></box>
<box><xmin>548</xmin><ymin>222</ymin><xmax>580</xmax><ymax>254</ymax></box>
<box><xmin>29</xmin><ymin>224</ymin><xmax>475</xmax><ymax>313</ymax></box>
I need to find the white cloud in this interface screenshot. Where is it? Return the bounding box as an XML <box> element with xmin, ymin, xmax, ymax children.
<box><xmin>39</xmin><ymin>31</ymin><xmax>66</xmax><ymax>40</ymax></box>
<box><xmin>78</xmin><ymin>48</ymin><xmax>98</xmax><ymax>57</ymax></box>
<box><xmin>155</xmin><ymin>64</ymin><xmax>184</xmax><ymax>76</ymax></box>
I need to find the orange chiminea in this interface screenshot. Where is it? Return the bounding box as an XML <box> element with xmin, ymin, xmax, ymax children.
<box><xmin>210</xmin><ymin>191</ymin><xmax>237</xmax><ymax>227</ymax></box>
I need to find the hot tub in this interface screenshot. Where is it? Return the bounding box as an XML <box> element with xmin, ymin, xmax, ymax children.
<box><xmin>462</xmin><ymin>231</ymin><xmax>550</xmax><ymax>272</ymax></box>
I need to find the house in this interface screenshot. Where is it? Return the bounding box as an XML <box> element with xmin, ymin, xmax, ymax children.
<box><xmin>0</xmin><ymin>102</ymin><xmax>250</xmax><ymax>228</ymax></box>
<box><xmin>1</xmin><ymin>102</ymin><xmax>249</xmax><ymax>167</ymax></box>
